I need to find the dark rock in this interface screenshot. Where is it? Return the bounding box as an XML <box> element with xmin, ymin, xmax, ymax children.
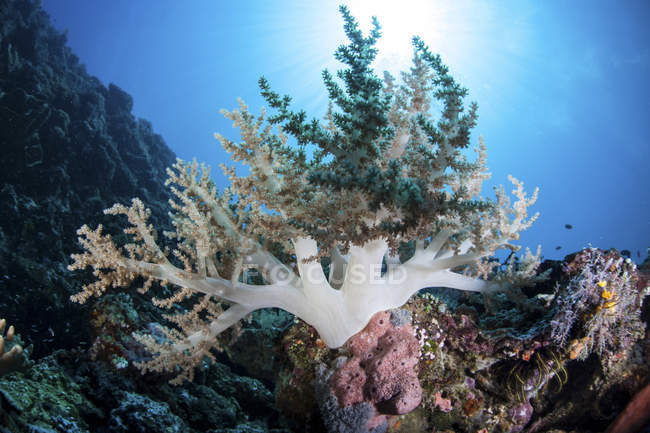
<box><xmin>109</xmin><ymin>392</ymin><xmax>190</xmax><ymax>433</ymax></box>
<box><xmin>0</xmin><ymin>0</ymin><xmax>176</xmax><ymax>358</ymax></box>
<box><xmin>226</xmin><ymin>309</ymin><xmax>293</xmax><ymax>382</ymax></box>
<box><xmin>0</xmin><ymin>353</ymin><xmax>101</xmax><ymax>433</ymax></box>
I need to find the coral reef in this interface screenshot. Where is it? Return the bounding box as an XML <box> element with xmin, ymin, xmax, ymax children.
<box><xmin>0</xmin><ymin>354</ymin><xmax>101</xmax><ymax>432</ymax></box>
<box><xmin>0</xmin><ymin>1</ymin><xmax>648</xmax><ymax>432</ymax></box>
<box><xmin>551</xmin><ymin>248</ymin><xmax>647</xmax><ymax>362</ymax></box>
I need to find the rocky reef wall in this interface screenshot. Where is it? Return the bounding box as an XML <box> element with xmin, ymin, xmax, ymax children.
<box><xmin>0</xmin><ymin>0</ymin><xmax>176</xmax><ymax>357</ymax></box>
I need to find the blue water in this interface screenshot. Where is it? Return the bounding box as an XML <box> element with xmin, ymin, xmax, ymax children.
<box><xmin>42</xmin><ymin>0</ymin><xmax>650</xmax><ymax>262</ymax></box>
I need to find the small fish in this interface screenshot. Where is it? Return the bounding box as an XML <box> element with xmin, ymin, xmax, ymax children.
<box><xmin>621</xmin><ymin>250</ymin><xmax>631</xmax><ymax>258</ymax></box>
<box><xmin>555</xmin><ymin>246</ymin><xmax>562</xmax><ymax>250</ymax></box>
<box><xmin>564</xmin><ymin>224</ymin><xmax>573</xmax><ymax>229</ymax></box>
<box><xmin>638</xmin><ymin>250</ymin><xmax>641</xmax><ymax>258</ymax></box>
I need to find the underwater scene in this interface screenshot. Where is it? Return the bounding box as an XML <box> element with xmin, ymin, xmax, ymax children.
<box><xmin>0</xmin><ymin>1</ymin><xmax>649</xmax><ymax>432</ymax></box>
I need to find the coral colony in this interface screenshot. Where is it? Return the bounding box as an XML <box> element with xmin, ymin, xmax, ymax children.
<box><xmin>69</xmin><ymin>7</ymin><xmax>541</xmax><ymax>385</ymax></box>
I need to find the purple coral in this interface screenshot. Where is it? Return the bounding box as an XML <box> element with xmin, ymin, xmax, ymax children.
<box><xmin>551</xmin><ymin>248</ymin><xmax>648</xmax><ymax>360</ymax></box>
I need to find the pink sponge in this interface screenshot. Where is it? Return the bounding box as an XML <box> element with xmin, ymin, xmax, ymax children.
<box><xmin>331</xmin><ymin>311</ymin><xmax>422</xmax><ymax>417</ymax></box>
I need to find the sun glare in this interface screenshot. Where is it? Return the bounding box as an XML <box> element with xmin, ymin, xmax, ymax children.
<box><xmin>342</xmin><ymin>0</ymin><xmax>496</xmax><ymax>83</ymax></box>
<box><xmin>344</xmin><ymin>0</ymin><xmax>449</xmax><ymax>75</ymax></box>
<box><xmin>261</xmin><ymin>1</ymin><xmax>508</xmax><ymax>122</ymax></box>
